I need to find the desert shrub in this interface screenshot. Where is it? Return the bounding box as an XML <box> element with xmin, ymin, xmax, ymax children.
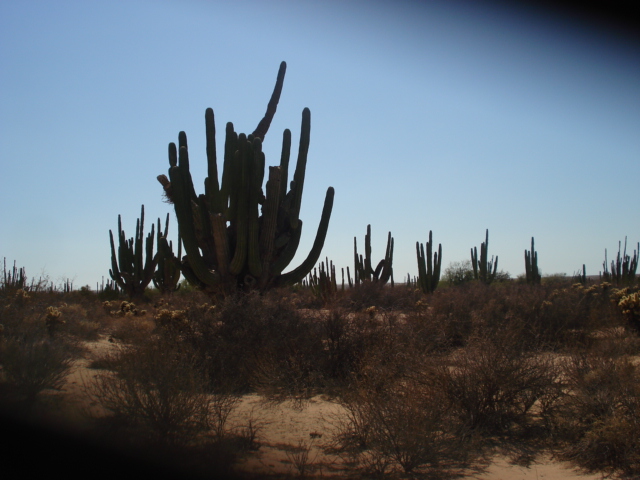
<box><xmin>554</xmin><ymin>353</ymin><xmax>640</xmax><ymax>476</ymax></box>
<box><xmin>88</xmin><ymin>340</ymin><xmax>227</xmax><ymax>445</ymax></box>
<box><xmin>338</xmin><ymin>281</ymin><xmax>421</xmax><ymax>312</ymax></box>
<box><xmin>0</xmin><ymin>332</ymin><xmax>76</xmax><ymax>411</ymax></box>
<box><xmin>332</xmin><ymin>377</ymin><xmax>473</xmax><ymax>476</ymax></box>
<box><xmin>0</xmin><ymin>290</ymin><xmax>83</xmax><ymax>413</ymax></box>
<box><xmin>434</xmin><ymin>333</ymin><xmax>562</xmax><ymax>435</ymax></box>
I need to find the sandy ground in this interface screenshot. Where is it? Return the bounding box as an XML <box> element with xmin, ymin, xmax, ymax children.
<box><xmin>34</xmin><ymin>336</ymin><xmax>603</xmax><ymax>479</ymax></box>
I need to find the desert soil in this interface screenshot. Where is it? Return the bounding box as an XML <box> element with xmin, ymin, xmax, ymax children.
<box><xmin>37</xmin><ymin>336</ymin><xmax>603</xmax><ymax>479</ymax></box>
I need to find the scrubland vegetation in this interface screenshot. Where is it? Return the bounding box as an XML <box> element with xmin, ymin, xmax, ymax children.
<box><xmin>2</xmin><ymin>266</ymin><xmax>640</xmax><ymax>479</ymax></box>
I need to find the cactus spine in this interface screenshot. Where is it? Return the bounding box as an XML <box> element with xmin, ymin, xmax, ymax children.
<box><xmin>471</xmin><ymin>229</ymin><xmax>498</xmax><ymax>285</ymax></box>
<box><xmin>353</xmin><ymin>225</ymin><xmax>394</xmax><ymax>286</ymax></box>
<box><xmin>153</xmin><ymin>213</ymin><xmax>182</xmax><ymax>295</ymax></box>
<box><xmin>416</xmin><ymin>230</ymin><xmax>442</xmax><ymax>294</ymax></box>
<box><xmin>524</xmin><ymin>237</ymin><xmax>541</xmax><ymax>285</ymax></box>
<box><xmin>109</xmin><ymin>205</ymin><xmax>159</xmax><ymax>299</ymax></box>
<box><xmin>158</xmin><ymin>62</ymin><xmax>334</xmax><ymax>296</ymax></box>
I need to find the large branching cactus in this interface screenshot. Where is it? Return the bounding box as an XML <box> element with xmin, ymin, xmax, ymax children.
<box><xmin>109</xmin><ymin>205</ymin><xmax>159</xmax><ymax>299</ymax></box>
<box><xmin>471</xmin><ymin>229</ymin><xmax>498</xmax><ymax>285</ymax></box>
<box><xmin>157</xmin><ymin>62</ymin><xmax>335</xmax><ymax>296</ymax></box>
<box><xmin>603</xmin><ymin>237</ymin><xmax>639</xmax><ymax>285</ymax></box>
<box><xmin>416</xmin><ymin>230</ymin><xmax>442</xmax><ymax>293</ymax></box>
<box><xmin>524</xmin><ymin>237</ymin><xmax>541</xmax><ymax>285</ymax></box>
<box><xmin>353</xmin><ymin>224</ymin><xmax>394</xmax><ymax>286</ymax></box>
<box><xmin>153</xmin><ymin>213</ymin><xmax>182</xmax><ymax>295</ymax></box>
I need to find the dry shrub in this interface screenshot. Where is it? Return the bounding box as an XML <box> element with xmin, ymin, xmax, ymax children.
<box><xmin>0</xmin><ymin>333</ymin><xmax>76</xmax><ymax>410</ymax></box>
<box><xmin>88</xmin><ymin>340</ymin><xmax>226</xmax><ymax>446</ymax></box>
<box><xmin>434</xmin><ymin>333</ymin><xmax>562</xmax><ymax>435</ymax></box>
<box><xmin>554</xmin><ymin>353</ymin><xmax>640</xmax><ymax>476</ymax></box>
<box><xmin>332</xmin><ymin>378</ymin><xmax>473</xmax><ymax>477</ymax></box>
<box><xmin>338</xmin><ymin>282</ymin><xmax>421</xmax><ymax>312</ymax></box>
<box><xmin>0</xmin><ymin>290</ymin><xmax>80</xmax><ymax>413</ymax></box>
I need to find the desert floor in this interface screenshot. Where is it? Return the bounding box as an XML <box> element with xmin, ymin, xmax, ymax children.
<box><xmin>18</xmin><ymin>335</ymin><xmax>602</xmax><ymax>480</ymax></box>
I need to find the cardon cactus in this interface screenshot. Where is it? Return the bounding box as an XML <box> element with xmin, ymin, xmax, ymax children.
<box><xmin>153</xmin><ymin>213</ymin><xmax>182</xmax><ymax>295</ymax></box>
<box><xmin>471</xmin><ymin>229</ymin><xmax>498</xmax><ymax>285</ymax></box>
<box><xmin>606</xmin><ymin>237</ymin><xmax>639</xmax><ymax>285</ymax></box>
<box><xmin>157</xmin><ymin>62</ymin><xmax>334</xmax><ymax>296</ymax></box>
<box><xmin>416</xmin><ymin>230</ymin><xmax>442</xmax><ymax>294</ymax></box>
<box><xmin>524</xmin><ymin>237</ymin><xmax>541</xmax><ymax>285</ymax></box>
<box><xmin>353</xmin><ymin>225</ymin><xmax>394</xmax><ymax>286</ymax></box>
<box><xmin>109</xmin><ymin>205</ymin><xmax>159</xmax><ymax>299</ymax></box>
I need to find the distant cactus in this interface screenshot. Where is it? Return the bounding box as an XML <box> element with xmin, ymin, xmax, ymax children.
<box><xmin>153</xmin><ymin>214</ymin><xmax>182</xmax><ymax>295</ymax></box>
<box><xmin>109</xmin><ymin>205</ymin><xmax>159</xmax><ymax>299</ymax></box>
<box><xmin>157</xmin><ymin>62</ymin><xmax>334</xmax><ymax>296</ymax></box>
<box><xmin>416</xmin><ymin>231</ymin><xmax>442</xmax><ymax>294</ymax></box>
<box><xmin>574</xmin><ymin>264</ymin><xmax>587</xmax><ymax>285</ymax></box>
<box><xmin>305</xmin><ymin>257</ymin><xmax>338</xmax><ymax>303</ymax></box>
<box><xmin>471</xmin><ymin>229</ymin><xmax>498</xmax><ymax>285</ymax></box>
<box><xmin>2</xmin><ymin>258</ymin><xmax>26</xmax><ymax>293</ymax></box>
<box><xmin>609</xmin><ymin>237</ymin><xmax>639</xmax><ymax>285</ymax></box>
<box><xmin>524</xmin><ymin>237</ymin><xmax>541</xmax><ymax>285</ymax></box>
<box><xmin>353</xmin><ymin>225</ymin><xmax>394</xmax><ymax>286</ymax></box>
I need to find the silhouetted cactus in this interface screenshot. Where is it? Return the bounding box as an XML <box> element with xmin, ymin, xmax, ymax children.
<box><xmin>153</xmin><ymin>214</ymin><xmax>182</xmax><ymax>295</ymax></box>
<box><xmin>157</xmin><ymin>62</ymin><xmax>334</xmax><ymax>296</ymax></box>
<box><xmin>416</xmin><ymin>230</ymin><xmax>442</xmax><ymax>294</ymax></box>
<box><xmin>524</xmin><ymin>237</ymin><xmax>541</xmax><ymax>285</ymax></box>
<box><xmin>606</xmin><ymin>237</ymin><xmax>639</xmax><ymax>285</ymax></box>
<box><xmin>471</xmin><ymin>229</ymin><xmax>498</xmax><ymax>285</ymax></box>
<box><xmin>353</xmin><ymin>225</ymin><xmax>394</xmax><ymax>286</ymax></box>
<box><xmin>305</xmin><ymin>257</ymin><xmax>338</xmax><ymax>302</ymax></box>
<box><xmin>109</xmin><ymin>205</ymin><xmax>159</xmax><ymax>299</ymax></box>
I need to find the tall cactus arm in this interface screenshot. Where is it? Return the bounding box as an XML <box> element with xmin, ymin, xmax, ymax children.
<box><xmin>278</xmin><ymin>129</ymin><xmax>291</xmax><ymax>204</ymax></box>
<box><xmin>259</xmin><ymin>166</ymin><xmax>283</xmax><ymax>287</ymax></box>
<box><xmin>377</xmin><ymin>232</ymin><xmax>394</xmax><ymax>285</ymax></box>
<box><xmin>205</xmin><ymin>108</ymin><xmax>221</xmax><ymax>209</ymax></box>
<box><xmin>271</xmin><ymin>221</ymin><xmax>303</xmax><ymax>276</ymax></box>
<box><xmin>248</xmin><ymin>138</ymin><xmax>265</xmax><ymax>277</ymax></box>
<box><xmin>252</xmin><ymin>61</ymin><xmax>287</xmax><ymax>141</ymax></box>
<box><xmin>288</xmin><ymin>108</ymin><xmax>311</xmax><ymax>229</ymax></box>
<box><xmin>276</xmin><ymin>186</ymin><xmax>335</xmax><ymax>285</ymax></box>
<box><xmin>169</xmin><ymin>165</ymin><xmax>221</xmax><ymax>286</ymax></box>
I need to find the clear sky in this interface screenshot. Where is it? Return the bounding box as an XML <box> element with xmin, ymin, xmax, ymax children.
<box><xmin>1</xmin><ymin>0</ymin><xmax>639</xmax><ymax>289</ymax></box>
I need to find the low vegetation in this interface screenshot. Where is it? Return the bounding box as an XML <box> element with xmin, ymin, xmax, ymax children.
<box><xmin>2</xmin><ymin>269</ymin><xmax>640</xmax><ymax>478</ymax></box>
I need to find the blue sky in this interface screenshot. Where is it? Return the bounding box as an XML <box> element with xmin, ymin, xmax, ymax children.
<box><xmin>1</xmin><ymin>0</ymin><xmax>639</xmax><ymax>289</ymax></box>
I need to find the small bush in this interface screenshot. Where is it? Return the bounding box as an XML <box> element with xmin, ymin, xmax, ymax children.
<box><xmin>332</xmin><ymin>378</ymin><xmax>473</xmax><ymax>476</ymax></box>
<box><xmin>554</xmin><ymin>353</ymin><xmax>640</xmax><ymax>476</ymax></box>
<box><xmin>434</xmin><ymin>333</ymin><xmax>561</xmax><ymax>435</ymax></box>
<box><xmin>88</xmin><ymin>341</ymin><xmax>219</xmax><ymax>445</ymax></box>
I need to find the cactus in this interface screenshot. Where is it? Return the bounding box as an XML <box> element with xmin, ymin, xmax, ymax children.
<box><xmin>109</xmin><ymin>205</ymin><xmax>159</xmax><ymax>299</ymax></box>
<box><xmin>416</xmin><ymin>230</ymin><xmax>442</xmax><ymax>294</ymax></box>
<box><xmin>611</xmin><ymin>237</ymin><xmax>639</xmax><ymax>285</ymax></box>
<box><xmin>574</xmin><ymin>264</ymin><xmax>587</xmax><ymax>285</ymax></box>
<box><xmin>157</xmin><ymin>62</ymin><xmax>334</xmax><ymax>296</ymax></box>
<box><xmin>305</xmin><ymin>257</ymin><xmax>338</xmax><ymax>303</ymax></box>
<box><xmin>470</xmin><ymin>229</ymin><xmax>498</xmax><ymax>285</ymax></box>
<box><xmin>153</xmin><ymin>213</ymin><xmax>182</xmax><ymax>295</ymax></box>
<box><xmin>353</xmin><ymin>225</ymin><xmax>394</xmax><ymax>286</ymax></box>
<box><xmin>524</xmin><ymin>237</ymin><xmax>541</xmax><ymax>285</ymax></box>
<box><xmin>1</xmin><ymin>258</ymin><xmax>26</xmax><ymax>293</ymax></box>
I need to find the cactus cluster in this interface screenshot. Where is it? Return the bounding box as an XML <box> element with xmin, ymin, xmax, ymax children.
<box><xmin>157</xmin><ymin>62</ymin><xmax>334</xmax><ymax>296</ymax></box>
<box><xmin>305</xmin><ymin>257</ymin><xmax>338</xmax><ymax>302</ymax></box>
<box><xmin>416</xmin><ymin>230</ymin><xmax>442</xmax><ymax>293</ymax></box>
<box><xmin>603</xmin><ymin>237</ymin><xmax>639</xmax><ymax>285</ymax></box>
<box><xmin>524</xmin><ymin>237</ymin><xmax>541</xmax><ymax>285</ymax></box>
<box><xmin>351</xmin><ymin>225</ymin><xmax>394</xmax><ymax>286</ymax></box>
<box><xmin>153</xmin><ymin>214</ymin><xmax>182</xmax><ymax>295</ymax></box>
<box><xmin>109</xmin><ymin>205</ymin><xmax>159</xmax><ymax>299</ymax></box>
<box><xmin>471</xmin><ymin>229</ymin><xmax>498</xmax><ymax>285</ymax></box>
